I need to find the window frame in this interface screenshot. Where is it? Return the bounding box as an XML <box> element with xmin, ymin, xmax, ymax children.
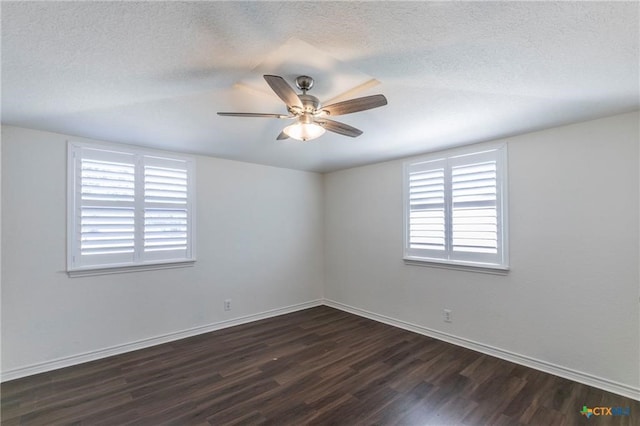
<box><xmin>67</xmin><ymin>141</ymin><xmax>196</xmax><ymax>276</ymax></box>
<box><xmin>403</xmin><ymin>143</ymin><xmax>509</xmax><ymax>273</ymax></box>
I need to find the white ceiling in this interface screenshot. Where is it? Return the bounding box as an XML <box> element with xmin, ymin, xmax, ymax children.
<box><xmin>2</xmin><ymin>1</ymin><xmax>638</xmax><ymax>172</ymax></box>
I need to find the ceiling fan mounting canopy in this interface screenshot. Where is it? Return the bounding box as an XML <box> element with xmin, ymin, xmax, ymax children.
<box><xmin>217</xmin><ymin>74</ymin><xmax>387</xmax><ymax>141</ymax></box>
<box><xmin>295</xmin><ymin>75</ymin><xmax>314</xmax><ymax>92</ymax></box>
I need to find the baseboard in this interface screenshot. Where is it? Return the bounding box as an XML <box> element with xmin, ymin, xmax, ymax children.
<box><xmin>0</xmin><ymin>299</ymin><xmax>323</xmax><ymax>382</ymax></box>
<box><xmin>323</xmin><ymin>299</ymin><xmax>640</xmax><ymax>402</ymax></box>
<box><xmin>4</xmin><ymin>298</ymin><xmax>639</xmax><ymax>402</ymax></box>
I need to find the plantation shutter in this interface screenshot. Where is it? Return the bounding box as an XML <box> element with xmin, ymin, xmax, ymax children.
<box><xmin>406</xmin><ymin>159</ymin><xmax>447</xmax><ymax>260</ymax></box>
<box><xmin>71</xmin><ymin>148</ymin><xmax>137</xmax><ymax>268</ymax></box>
<box><xmin>404</xmin><ymin>146</ymin><xmax>507</xmax><ymax>269</ymax></box>
<box><xmin>142</xmin><ymin>156</ymin><xmax>192</xmax><ymax>262</ymax></box>
<box><xmin>450</xmin><ymin>150</ymin><xmax>502</xmax><ymax>265</ymax></box>
<box><xmin>68</xmin><ymin>142</ymin><xmax>195</xmax><ymax>272</ymax></box>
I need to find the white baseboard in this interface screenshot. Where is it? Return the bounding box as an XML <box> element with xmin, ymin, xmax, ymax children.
<box><xmin>3</xmin><ymin>297</ymin><xmax>639</xmax><ymax>402</ymax></box>
<box><xmin>0</xmin><ymin>299</ymin><xmax>323</xmax><ymax>382</ymax></box>
<box><xmin>323</xmin><ymin>299</ymin><xmax>640</xmax><ymax>402</ymax></box>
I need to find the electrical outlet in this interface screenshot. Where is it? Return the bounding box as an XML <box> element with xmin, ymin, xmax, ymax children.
<box><xmin>443</xmin><ymin>309</ymin><xmax>452</xmax><ymax>323</ymax></box>
<box><xmin>224</xmin><ymin>299</ymin><xmax>232</xmax><ymax>311</ymax></box>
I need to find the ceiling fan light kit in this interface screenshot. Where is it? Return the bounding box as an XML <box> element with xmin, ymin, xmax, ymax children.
<box><xmin>283</xmin><ymin>117</ymin><xmax>326</xmax><ymax>142</ymax></box>
<box><xmin>218</xmin><ymin>74</ymin><xmax>387</xmax><ymax>142</ymax></box>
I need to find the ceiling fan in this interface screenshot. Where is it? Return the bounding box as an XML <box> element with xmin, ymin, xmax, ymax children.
<box><xmin>218</xmin><ymin>75</ymin><xmax>387</xmax><ymax>141</ymax></box>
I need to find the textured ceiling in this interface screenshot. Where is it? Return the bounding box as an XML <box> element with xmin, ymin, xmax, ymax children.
<box><xmin>2</xmin><ymin>1</ymin><xmax>638</xmax><ymax>172</ymax></box>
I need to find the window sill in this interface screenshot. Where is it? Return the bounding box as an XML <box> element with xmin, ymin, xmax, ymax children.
<box><xmin>67</xmin><ymin>260</ymin><xmax>195</xmax><ymax>277</ymax></box>
<box><xmin>403</xmin><ymin>257</ymin><xmax>509</xmax><ymax>275</ymax></box>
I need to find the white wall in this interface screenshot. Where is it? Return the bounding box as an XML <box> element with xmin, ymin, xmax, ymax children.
<box><xmin>0</xmin><ymin>132</ymin><xmax>3</xmax><ymax>374</ymax></box>
<box><xmin>324</xmin><ymin>112</ymin><xmax>640</xmax><ymax>394</ymax></box>
<box><xmin>1</xmin><ymin>125</ymin><xmax>324</xmax><ymax>374</ymax></box>
<box><xmin>2</xmin><ymin>112</ymin><xmax>639</xmax><ymax>398</ymax></box>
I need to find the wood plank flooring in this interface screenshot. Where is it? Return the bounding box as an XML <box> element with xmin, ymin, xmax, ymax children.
<box><xmin>2</xmin><ymin>306</ymin><xmax>638</xmax><ymax>425</ymax></box>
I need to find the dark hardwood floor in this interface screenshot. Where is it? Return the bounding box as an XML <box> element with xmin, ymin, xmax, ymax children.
<box><xmin>2</xmin><ymin>306</ymin><xmax>638</xmax><ymax>425</ymax></box>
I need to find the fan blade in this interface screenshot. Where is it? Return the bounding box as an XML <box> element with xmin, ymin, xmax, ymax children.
<box><xmin>264</xmin><ymin>75</ymin><xmax>303</xmax><ymax>109</ymax></box>
<box><xmin>217</xmin><ymin>112</ymin><xmax>289</xmax><ymax>118</ymax></box>
<box><xmin>321</xmin><ymin>94</ymin><xmax>387</xmax><ymax>116</ymax></box>
<box><xmin>322</xmin><ymin>79</ymin><xmax>381</xmax><ymax>106</ymax></box>
<box><xmin>276</xmin><ymin>131</ymin><xmax>289</xmax><ymax>140</ymax></box>
<box><xmin>316</xmin><ymin>119</ymin><xmax>363</xmax><ymax>138</ymax></box>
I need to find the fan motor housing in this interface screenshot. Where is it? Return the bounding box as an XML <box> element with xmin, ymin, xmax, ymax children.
<box><xmin>298</xmin><ymin>94</ymin><xmax>320</xmax><ymax>112</ymax></box>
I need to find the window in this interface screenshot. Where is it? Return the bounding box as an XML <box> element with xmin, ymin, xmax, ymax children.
<box><xmin>68</xmin><ymin>142</ymin><xmax>195</xmax><ymax>273</ymax></box>
<box><xmin>403</xmin><ymin>144</ymin><xmax>508</xmax><ymax>271</ymax></box>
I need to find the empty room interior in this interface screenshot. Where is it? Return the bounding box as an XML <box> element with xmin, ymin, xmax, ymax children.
<box><xmin>1</xmin><ymin>2</ymin><xmax>639</xmax><ymax>425</ymax></box>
